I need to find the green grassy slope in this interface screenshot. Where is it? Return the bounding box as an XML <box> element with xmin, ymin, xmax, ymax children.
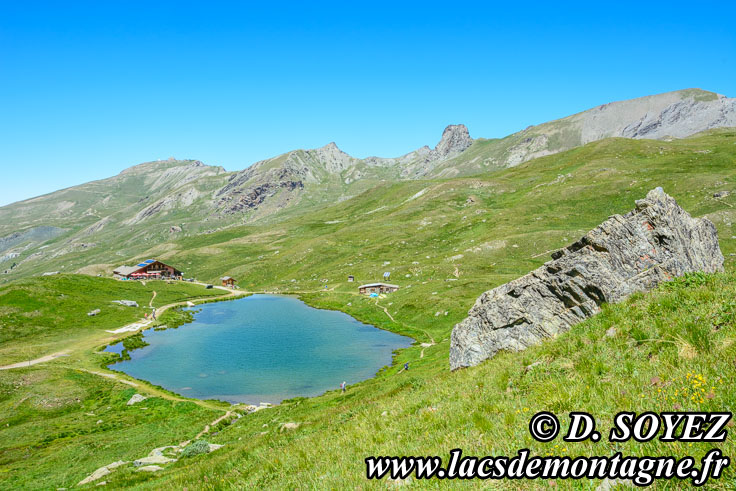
<box><xmin>0</xmin><ymin>367</ymin><xmax>216</xmax><ymax>489</ymax></box>
<box><xmin>1</xmin><ymin>131</ymin><xmax>736</xmax><ymax>488</ymax></box>
<box><xmin>0</xmin><ymin>276</ymin><xmax>234</xmax><ymax>489</ymax></box>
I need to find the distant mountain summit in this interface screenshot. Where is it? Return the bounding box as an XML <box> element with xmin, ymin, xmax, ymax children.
<box><xmin>486</xmin><ymin>88</ymin><xmax>736</xmax><ymax>169</ymax></box>
<box><xmin>213</xmin><ymin>125</ymin><xmax>475</xmax><ymax>215</ymax></box>
<box><xmin>433</xmin><ymin>124</ymin><xmax>473</xmax><ymax>158</ymax></box>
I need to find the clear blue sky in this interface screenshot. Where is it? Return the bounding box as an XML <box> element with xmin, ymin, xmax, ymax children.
<box><xmin>1</xmin><ymin>1</ymin><xmax>734</xmax><ymax>206</ymax></box>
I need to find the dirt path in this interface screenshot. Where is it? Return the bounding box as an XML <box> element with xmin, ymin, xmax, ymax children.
<box><xmin>75</xmin><ymin>367</ymin><xmax>228</xmax><ymax>411</ymax></box>
<box><xmin>195</xmin><ymin>411</ymin><xmax>233</xmax><ymax>439</ymax></box>
<box><xmin>374</xmin><ymin>298</ymin><xmax>396</xmax><ymax>322</ymax></box>
<box><xmin>76</xmin><ymin>395</ymin><xmax>238</xmax><ymax>486</ymax></box>
<box><xmin>149</xmin><ymin>290</ymin><xmax>157</xmax><ymax>308</ymax></box>
<box><xmin>373</xmin><ymin>296</ymin><xmax>435</xmax><ymax>351</ymax></box>
<box><xmin>0</xmin><ymin>351</ymin><xmax>70</xmax><ymax>370</ymax></box>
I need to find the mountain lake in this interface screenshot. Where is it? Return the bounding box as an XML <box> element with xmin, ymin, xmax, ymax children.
<box><xmin>105</xmin><ymin>294</ymin><xmax>413</xmax><ymax>404</ymax></box>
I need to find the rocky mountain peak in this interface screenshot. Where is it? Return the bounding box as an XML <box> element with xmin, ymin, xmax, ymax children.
<box><xmin>308</xmin><ymin>141</ymin><xmax>355</xmax><ymax>173</ymax></box>
<box><xmin>320</xmin><ymin>142</ymin><xmax>339</xmax><ymax>151</ymax></box>
<box><xmin>433</xmin><ymin>124</ymin><xmax>473</xmax><ymax>159</ymax></box>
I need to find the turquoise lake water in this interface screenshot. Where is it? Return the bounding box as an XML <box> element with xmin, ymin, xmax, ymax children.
<box><xmin>106</xmin><ymin>295</ymin><xmax>413</xmax><ymax>404</ymax></box>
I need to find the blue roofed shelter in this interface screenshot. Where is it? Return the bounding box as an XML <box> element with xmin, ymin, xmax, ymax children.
<box><xmin>113</xmin><ymin>259</ymin><xmax>182</xmax><ymax>280</ymax></box>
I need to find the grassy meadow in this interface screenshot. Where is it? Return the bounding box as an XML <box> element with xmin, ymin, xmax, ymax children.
<box><xmin>1</xmin><ymin>130</ymin><xmax>736</xmax><ymax>488</ymax></box>
<box><xmin>0</xmin><ymin>275</ymin><xmax>226</xmax><ymax>364</ymax></box>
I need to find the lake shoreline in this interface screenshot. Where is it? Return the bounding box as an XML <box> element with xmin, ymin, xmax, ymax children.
<box><xmin>102</xmin><ymin>292</ymin><xmax>416</xmax><ymax>406</ymax></box>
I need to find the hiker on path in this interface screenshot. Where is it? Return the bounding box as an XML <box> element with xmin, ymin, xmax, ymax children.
<box><xmin>341</xmin><ymin>381</ymin><xmax>346</xmax><ymax>393</ymax></box>
<box><xmin>404</xmin><ymin>362</ymin><xmax>409</xmax><ymax>371</ymax></box>
<box><xmin>152</xmin><ymin>308</ymin><xmax>157</xmax><ymax>320</ymax></box>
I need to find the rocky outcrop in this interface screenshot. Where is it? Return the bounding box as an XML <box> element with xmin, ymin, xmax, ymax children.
<box><xmin>397</xmin><ymin>125</ymin><xmax>474</xmax><ymax>177</ymax></box>
<box><xmin>430</xmin><ymin>124</ymin><xmax>473</xmax><ymax>160</ymax></box>
<box><xmin>214</xmin><ymin>149</ymin><xmax>317</xmax><ymax>215</ymax></box>
<box><xmin>450</xmin><ymin>188</ymin><xmax>724</xmax><ymax>370</ymax></box>
<box><xmin>80</xmin><ymin>216</ymin><xmax>111</xmax><ymax>236</ymax></box>
<box><xmin>490</xmin><ymin>89</ymin><xmax>736</xmax><ymax>172</ymax></box>
<box><xmin>216</xmin><ymin>178</ymin><xmax>304</xmax><ymax>215</ymax></box>
<box><xmin>506</xmin><ymin>134</ymin><xmax>553</xmax><ymax>167</ymax></box>
<box><xmin>618</xmin><ymin>94</ymin><xmax>736</xmax><ymax>140</ymax></box>
<box><xmin>0</xmin><ymin>226</ymin><xmax>66</xmax><ymax>254</ymax></box>
<box><xmin>124</xmin><ymin>186</ymin><xmax>204</xmax><ymax>225</ymax></box>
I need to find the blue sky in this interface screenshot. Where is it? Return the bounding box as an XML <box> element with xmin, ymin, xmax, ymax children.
<box><xmin>1</xmin><ymin>1</ymin><xmax>734</xmax><ymax>206</ymax></box>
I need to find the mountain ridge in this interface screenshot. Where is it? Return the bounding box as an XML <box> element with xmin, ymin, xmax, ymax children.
<box><xmin>1</xmin><ymin>88</ymin><xmax>734</xmax><ymax>282</ymax></box>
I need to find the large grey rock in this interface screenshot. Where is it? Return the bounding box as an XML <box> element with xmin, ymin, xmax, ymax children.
<box><xmin>126</xmin><ymin>394</ymin><xmax>147</xmax><ymax>406</ymax></box>
<box><xmin>133</xmin><ymin>455</ymin><xmax>176</xmax><ymax>466</ymax></box>
<box><xmin>450</xmin><ymin>188</ymin><xmax>724</xmax><ymax>370</ymax></box>
<box><xmin>112</xmin><ymin>300</ymin><xmax>139</xmax><ymax>307</ymax></box>
<box><xmin>77</xmin><ymin>461</ymin><xmax>128</xmax><ymax>486</ymax></box>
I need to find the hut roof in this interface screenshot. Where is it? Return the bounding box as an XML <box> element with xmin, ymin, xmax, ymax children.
<box><xmin>113</xmin><ymin>266</ymin><xmax>139</xmax><ymax>276</ymax></box>
<box><xmin>358</xmin><ymin>282</ymin><xmax>399</xmax><ymax>289</ymax></box>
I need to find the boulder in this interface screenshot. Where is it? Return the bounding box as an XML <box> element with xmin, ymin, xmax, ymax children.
<box><xmin>112</xmin><ymin>300</ymin><xmax>139</xmax><ymax>307</ymax></box>
<box><xmin>87</xmin><ymin>309</ymin><xmax>101</xmax><ymax>317</ymax></box>
<box><xmin>136</xmin><ymin>465</ymin><xmax>163</xmax><ymax>472</ymax></box>
<box><xmin>77</xmin><ymin>461</ymin><xmax>128</xmax><ymax>486</ymax></box>
<box><xmin>149</xmin><ymin>445</ymin><xmax>178</xmax><ymax>457</ymax></box>
<box><xmin>126</xmin><ymin>394</ymin><xmax>147</xmax><ymax>406</ymax></box>
<box><xmin>450</xmin><ymin>188</ymin><xmax>724</xmax><ymax>370</ymax></box>
<box><xmin>78</xmin><ymin>467</ymin><xmax>111</xmax><ymax>486</ymax></box>
<box><xmin>134</xmin><ymin>455</ymin><xmax>176</xmax><ymax>466</ymax></box>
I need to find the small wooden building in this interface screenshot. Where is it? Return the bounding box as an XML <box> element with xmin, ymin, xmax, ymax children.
<box><xmin>221</xmin><ymin>276</ymin><xmax>236</xmax><ymax>287</ymax></box>
<box><xmin>347</xmin><ymin>275</ymin><xmax>354</xmax><ymax>282</ymax></box>
<box><xmin>358</xmin><ymin>282</ymin><xmax>399</xmax><ymax>295</ymax></box>
<box><xmin>113</xmin><ymin>259</ymin><xmax>182</xmax><ymax>280</ymax></box>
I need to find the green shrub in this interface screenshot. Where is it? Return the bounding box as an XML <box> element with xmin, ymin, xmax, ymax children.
<box><xmin>181</xmin><ymin>439</ymin><xmax>210</xmax><ymax>458</ymax></box>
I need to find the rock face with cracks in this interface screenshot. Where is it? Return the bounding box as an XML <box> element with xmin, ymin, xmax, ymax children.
<box><xmin>450</xmin><ymin>188</ymin><xmax>724</xmax><ymax>370</ymax></box>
